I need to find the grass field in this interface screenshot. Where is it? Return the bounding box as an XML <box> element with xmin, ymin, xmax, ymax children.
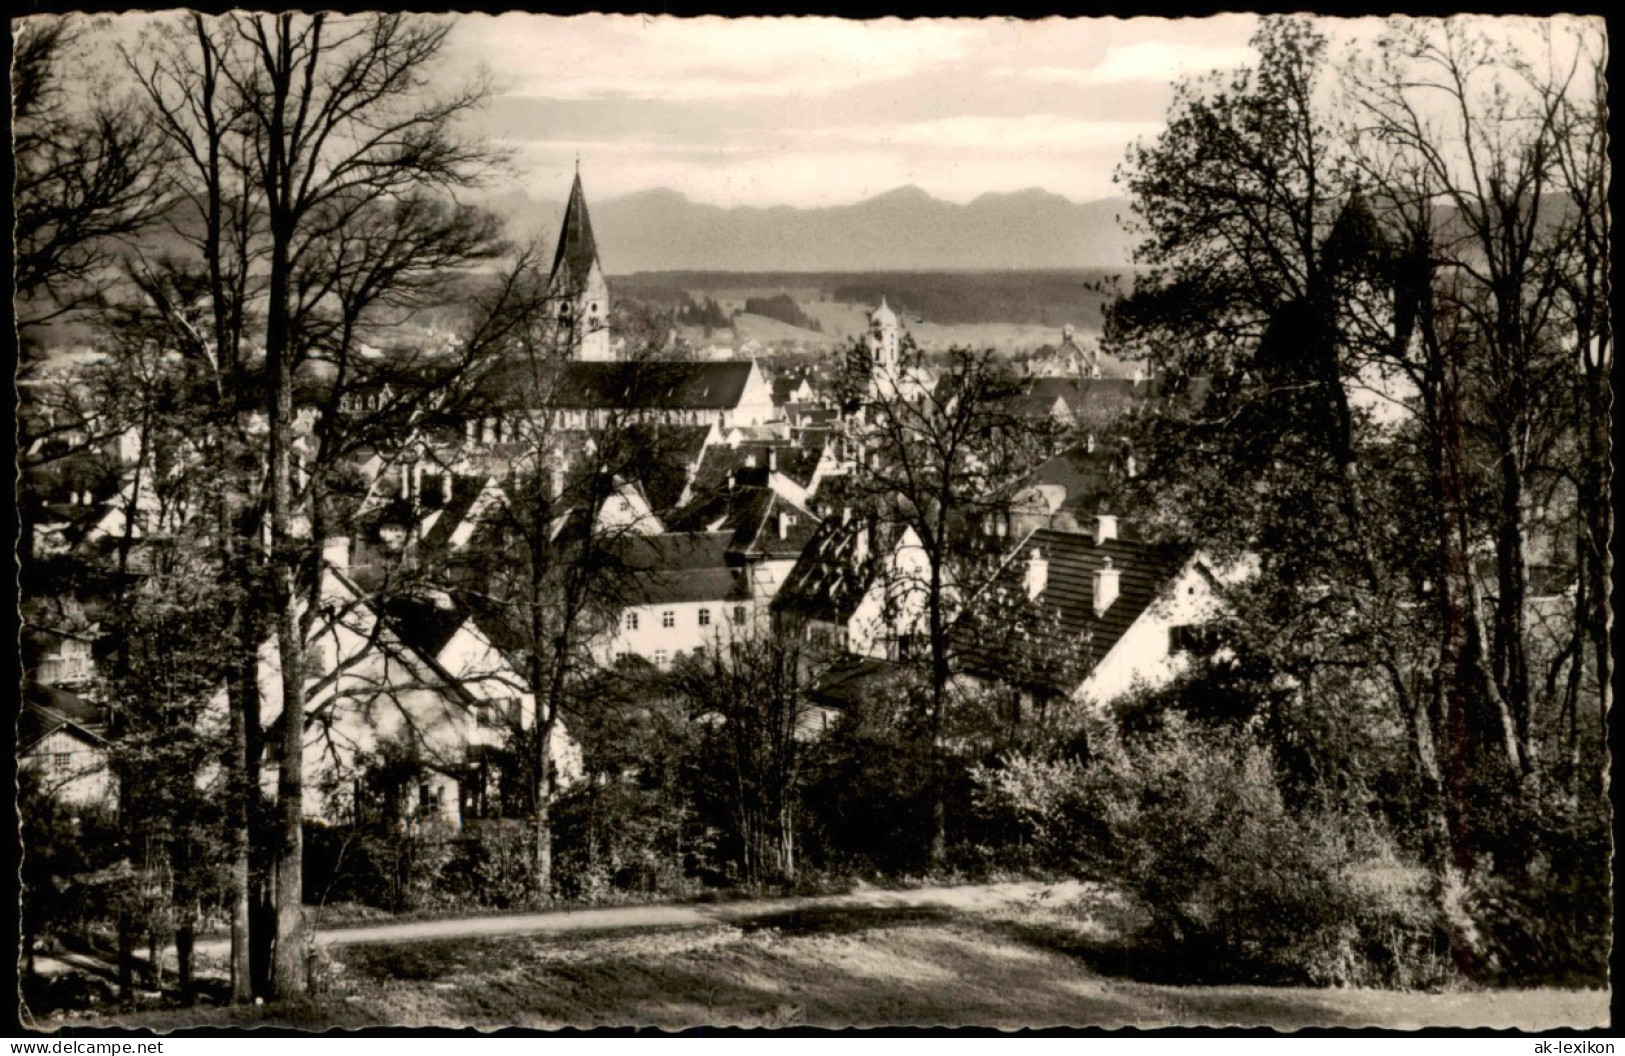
<box><xmin>59</xmin><ymin>901</ymin><xmax>1609</xmax><ymax>1032</ymax></box>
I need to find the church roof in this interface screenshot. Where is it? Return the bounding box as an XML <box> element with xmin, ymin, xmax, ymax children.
<box><xmin>552</xmin><ymin>361</ymin><xmax>759</xmax><ymax>411</ymax></box>
<box><xmin>870</xmin><ymin>296</ymin><xmax>898</xmax><ymax>328</ymax></box>
<box><xmin>550</xmin><ymin>172</ymin><xmax>602</xmax><ymax>291</ymax></box>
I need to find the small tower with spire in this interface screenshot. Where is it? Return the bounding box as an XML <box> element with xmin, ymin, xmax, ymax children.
<box><xmin>867</xmin><ymin>295</ymin><xmax>901</xmax><ymax>374</ymax></box>
<box><xmin>548</xmin><ymin>166</ymin><xmax>612</xmax><ymax>361</ymax></box>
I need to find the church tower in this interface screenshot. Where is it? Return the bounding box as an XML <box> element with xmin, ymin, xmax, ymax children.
<box><xmin>866</xmin><ymin>296</ymin><xmax>901</xmax><ymax>374</ymax></box>
<box><xmin>548</xmin><ymin>170</ymin><xmax>612</xmax><ymax>361</ymax></box>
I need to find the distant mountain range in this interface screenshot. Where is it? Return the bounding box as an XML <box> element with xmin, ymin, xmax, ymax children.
<box><xmin>478</xmin><ymin>185</ymin><xmax>1139</xmax><ymax>274</ymax></box>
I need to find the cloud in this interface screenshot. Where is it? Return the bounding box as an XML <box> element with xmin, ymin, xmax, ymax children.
<box><xmin>1020</xmin><ymin>41</ymin><xmax>1258</xmax><ymax>87</ymax></box>
<box><xmin>452</xmin><ymin>15</ymin><xmax>982</xmax><ymax>102</ymax></box>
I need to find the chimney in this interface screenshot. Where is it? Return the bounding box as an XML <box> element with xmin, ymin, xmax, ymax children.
<box><xmin>1085</xmin><ymin>433</ymin><xmax>1096</xmax><ymax>454</ymax></box>
<box><xmin>1093</xmin><ymin>556</ymin><xmax>1120</xmax><ymax>616</ymax></box>
<box><xmin>768</xmin><ymin>448</ymin><xmax>778</xmax><ymax>471</ymax></box>
<box><xmin>323</xmin><ymin>535</ymin><xmax>351</xmax><ymax>574</ymax></box>
<box><xmin>853</xmin><ymin>522</ymin><xmax>870</xmax><ymax>564</ymax></box>
<box><xmin>841</xmin><ymin>506</ymin><xmax>852</xmax><ymax>526</ymax></box>
<box><xmin>727</xmin><ymin>471</ymin><xmax>735</xmax><ymax>492</ymax></box>
<box><xmin>1025</xmin><ymin>547</ymin><xmax>1048</xmax><ymax>601</ymax></box>
<box><xmin>778</xmin><ymin>511</ymin><xmax>791</xmax><ymax>540</ymax></box>
<box><xmin>1125</xmin><ymin>453</ymin><xmax>1137</xmax><ymax>480</ymax></box>
<box><xmin>1095</xmin><ymin>514</ymin><xmax>1118</xmax><ymax>544</ymax></box>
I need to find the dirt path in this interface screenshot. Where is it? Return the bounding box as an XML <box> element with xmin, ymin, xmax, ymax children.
<box><xmin>188</xmin><ymin>880</ymin><xmax>1089</xmax><ymax>960</ymax></box>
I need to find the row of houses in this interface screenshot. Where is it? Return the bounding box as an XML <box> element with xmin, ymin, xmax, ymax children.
<box><xmin>18</xmin><ymin>173</ymin><xmax>1224</xmax><ymax>835</ymax></box>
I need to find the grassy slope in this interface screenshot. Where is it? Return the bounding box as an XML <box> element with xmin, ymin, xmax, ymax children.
<box><xmin>71</xmin><ymin>906</ymin><xmax>1608</xmax><ymax>1032</ymax></box>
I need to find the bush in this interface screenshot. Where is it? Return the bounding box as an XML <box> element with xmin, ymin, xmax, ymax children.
<box><xmin>551</xmin><ymin>780</ymin><xmax>699</xmax><ymax>902</ymax></box>
<box><xmin>305</xmin><ymin>819</ymin><xmax>459</xmax><ymax>914</ymax></box>
<box><xmin>439</xmin><ymin>820</ymin><xmax>536</xmax><ymax>910</ymax></box>
<box><xmin>975</xmin><ymin>716</ymin><xmax>1448</xmax><ymax>988</ymax></box>
<box><xmin>1464</xmin><ymin>786</ymin><xmax>1611</xmax><ymax>987</ymax></box>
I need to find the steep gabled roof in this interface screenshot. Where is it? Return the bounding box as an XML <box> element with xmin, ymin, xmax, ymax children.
<box><xmin>379</xmin><ymin>594</ymin><xmax>469</xmax><ymax>662</ymax></box>
<box><xmin>1025</xmin><ymin>445</ymin><xmax>1117</xmax><ymax>514</ymax></box>
<box><xmin>667</xmin><ymin>485</ymin><xmax>820</xmax><ymax>560</ymax></box>
<box><xmin>956</xmin><ymin>527</ymin><xmax>1185</xmax><ymax>694</ymax></box>
<box><xmin>550</xmin><ymin>172</ymin><xmax>602</xmax><ymax>291</ymax></box>
<box><xmin>621</xmin><ymin>422</ymin><xmax>715</xmax><ymax>512</ymax></box>
<box><xmin>772</xmin><ymin>515</ymin><xmax>903</xmax><ymax>625</ymax></box>
<box><xmin>20</xmin><ymin>682</ymin><xmax>109</xmax><ymax>753</ymax></box>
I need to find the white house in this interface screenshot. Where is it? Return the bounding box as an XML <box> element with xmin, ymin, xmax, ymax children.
<box><xmin>592</xmin><ymin>532</ymin><xmax>767</xmax><ymax>668</ymax></box>
<box><xmin>773</xmin><ymin>513</ymin><xmax>936</xmax><ymax>663</ymax></box>
<box><xmin>234</xmin><ymin>539</ymin><xmax>582</xmax><ymax>828</ymax></box>
<box><xmin>955</xmin><ymin>518</ymin><xmax>1234</xmax><ymax>717</ymax></box>
<box><xmin>20</xmin><ymin>683</ymin><xmax>115</xmax><ymax>808</ymax></box>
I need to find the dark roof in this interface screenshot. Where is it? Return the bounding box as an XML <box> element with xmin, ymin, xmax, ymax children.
<box><xmin>552</xmin><ymin>361</ymin><xmax>756</xmax><ymax>411</ymax></box>
<box><xmin>20</xmin><ymin>682</ymin><xmax>108</xmax><ymax>752</ymax></box>
<box><xmin>682</xmin><ymin>441</ymin><xmax>824</xmax><ymax>505</ymax></box>
<box><xmin>784</xmin><ymin>402</ymin><xmax>837</xmax><ymax>428</ymax></box>
<box><xmin>809</xmin><ymin>655</ymin><xmax>898</xmax><ymax>710</ymax></box>
<box><xmin>772</xmin><ymin>515</ymin><xmax>899</xmax><ymax>625</ymax></box>
<box><xmin>417</xmin><ymin>474</ymin><xmax>494</xmax><ymax>553</ymax></box>
<box><xmin>667</xmin><ymin>486</ymin><xmax>820</xmax><ymax>560</ymax></box>
<box><xmin>550</xmin><ymin>172</ymin><xmax>601</xmax><ymax>290</ymax></box>
<box><xmin>1025</xmin><ymin>445</ymin><xmax>1117</xmax><ymax>513</ymax></box>
<box><xmin>622</xmin><ymin>423</ymin><xmax>715</xmax><ymax>511</ymax></box>
<box><xmin>380</xmin><ymin>595</ymin><xmax>468</xmax><ymax>660</ymax></box>
<box><xmin>617</xmin><ymin>532</ymin><xmax>752</xmax><ymax>605</ymax></box>
<box><xmin>956</xmin><ymin>527</ymin><xmax>1185</xmax><ymax>694</ymax></box>
<box><xmin>771</xmin><ymin>374</ymin><xmax>801</xmax><ymax>403</ymax></box>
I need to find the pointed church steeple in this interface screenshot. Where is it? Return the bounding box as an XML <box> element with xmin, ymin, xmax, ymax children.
<box><xmin>547</xmin><ymin>170</ymin><xmax>612</xmax><ymax>360</ymax></box>
<box><xmin>550</xmin><ymin>170</ymin><xmax>602</xmax><ymax>293</ymax></box>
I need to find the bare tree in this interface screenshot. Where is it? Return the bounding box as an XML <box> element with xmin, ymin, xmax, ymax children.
<box><xmin>838</xmin><ymin>343</ymin><xmax>1045</xmax><ymax>866</ymax></box>
<box><xmin>666</xmin><ymin>634</ymin><xmax>821</xmax><ymax>884</ymax></box>
<box><xmin>124</xmin><ymin>11</ymin><xmax>500</xmax><ymax>997</ymax></box>
<box><xmin>12</xmin><ymin>16</ymin><xmax>172</xmax><ymax>330</ymax></box>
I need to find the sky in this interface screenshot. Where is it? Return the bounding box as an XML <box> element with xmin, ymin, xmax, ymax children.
<box><xmin>440</xmin><ymin>15</ymin><xmax>1266</xmax><ymax>209</ymax></box>
<box><xmin>56</xmin><ymin>13</ymin><xmax>1597</xmax><ymax>213</ymax></box>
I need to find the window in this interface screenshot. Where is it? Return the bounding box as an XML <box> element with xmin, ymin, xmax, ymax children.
<box><xmin>698</xmin><ymin>608</ymin><xmax>711</xmax><ymax>627</ymax></box>
<box><xmin>661</xmin><ymin>610</ymin><xmax>675</xmax><ymax>628</ymax></box>
<box><xmin>1169</xmin><ymin>625</ymin><xmax>1210</xmax><ymax>655</ymax></box>
<box><xmin>733</xmin><ymin>606</ymin><xmax>747</xmax><ymax>625</ymax></box>
<box><xmin>653</xmin><ymin>649</ymin><xmax>669</xmax><ymax>667</ymax></box>
<box><xmin>53</xmin><ymin>752</ymin><xmax>71</xmax><ymax>772</ymax></box>
<box><xmin>421</xmin><ymin>473</ymin><xmax>445</xmax><ymax>509</ymax></box>
<box><xmin>474</xmin><ymin>701</ymin><xmax>494</xmax><ymax>728</ymax></box>
<box><xmin>625</xmin><ymin>612</ymin><xmax>639</xmax><ymax>631</ymax></box>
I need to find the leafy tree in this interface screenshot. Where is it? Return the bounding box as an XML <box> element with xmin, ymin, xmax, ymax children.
<box><xmin>1109</xmin><ymin>14</ymin><xmax>1609</xmax><ymax>979</ymax></box>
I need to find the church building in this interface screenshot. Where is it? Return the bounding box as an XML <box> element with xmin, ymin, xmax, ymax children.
<box><xmin>549</xmin><ymin>169</ymin><xmax>613</xmax><ymax>362</ymax></box>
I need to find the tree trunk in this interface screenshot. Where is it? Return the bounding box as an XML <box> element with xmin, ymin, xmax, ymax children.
<box><xmin>225</xmin><ymin>648</ymin><xmax>256</xmax><ymax>1002</ymax></box>
<box><xmin>117</xmin><ymin>911</ymin><xmax>134</xmax><ymax>1000</ymax></box>
<box><xmin>147</xmin><ymin>930</ymin><xmax>162</xmax><ymax>991</ymax></box>
<box><xmin>176</xmin><ymin>920</ymin><xmax>195</xmax><ymax>1005</ymax></box>
<box><xmin>268</xmin><ymin>225</ymin><xmax>309</xmax><ymax>997</ymax></box>
<box><xmin>928</xmin><ymin>549</ymin><xmax>950</xmax><ymax>870</ymax></box>
<box><xmin>533</xmin><ymin>728</ymin><xmax>553</xmax><ymax>900</ymax></box>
